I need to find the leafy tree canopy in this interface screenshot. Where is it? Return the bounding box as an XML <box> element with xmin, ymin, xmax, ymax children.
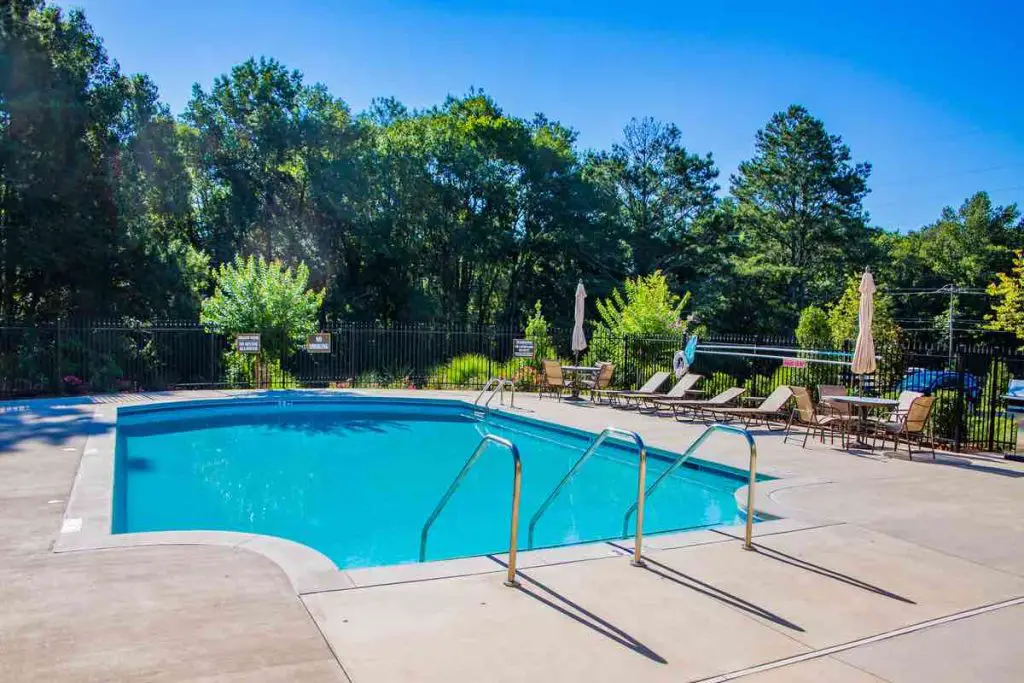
<box><xmin>730</xmin><ymin>105</ymin><xmax>874</xmax><ymax>330</ymax></box>
<box><xmin>594</xmin><ymin>271</ymin><xmax>691</xmax><ymax>337</ymax></box>
<box><xmin>986</xmin><ymin>251</ymin><xmax>1024</xmax><ymax>341</ymax></box>
<box><xmin>200</xmin><ymin>255</ymin><xmax>325</xmax><ymax>360</ymax></box>
<box><xmin>795</xmin><ymin>306</ymin><xmax>832</xmax><ymax>349</ymax></box>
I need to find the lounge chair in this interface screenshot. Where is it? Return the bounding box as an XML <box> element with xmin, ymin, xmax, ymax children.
<box><xmin>784</xmin><ymin>386</ymin><xmax>854</xmax><ymax>448</ymax></box>
<box><xmin>631</xmin><ymin>373</ymin><xmax>704</xmax><ymax>411</ymax></box>
<box><xmin>649</xmin><ymin>387</ymin><xmax>747</xmax><ymax>422</ymax></box>
<box><xmin>592</xmin><ymin>370</ymin><xmax>670</xmax><ymax>406</ymax></box>
<box><xmin>581</xmin><ymin>362</ymin><xmax>615</xmax><ymax>402</ymax></box>
<box><xmin>871</xmin><ymin>395</ymin><xmax>936</xmax><ymax>460</ymax></box>
<box><xmin>539</xmin><ymin>359</ymin><xmax>570</xmax><ymax>400</ymax></box>
<box><xmin>701</xmin><ymin>385</ymin><xmax>794</xmax><ymax>429</ymax></box>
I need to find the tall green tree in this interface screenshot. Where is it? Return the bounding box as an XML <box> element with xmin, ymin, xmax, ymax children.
<box><xmin>184</xmin><ymin>57</ymin><xmax>358</xmax><ymax>274</ymax></box>
<box><xmin>1</xmin><ymin>1</ymin><xmax>196</xmax><ymax>319</ymax></box>
<box><xmin>589</xmin><ymin>117</ymin><xmax>719</xmax><ymax>281</ymax></box>
<box><xmin>730</xmin><ymin>105</ymin><xmax>874</xmax><ymax>331</ymax></box>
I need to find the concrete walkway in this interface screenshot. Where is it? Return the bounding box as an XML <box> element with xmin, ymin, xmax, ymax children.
<box><xmin>2</xmin><ymin>390</ymin><xmax>1024</xmax><ymax>681</ymax></box>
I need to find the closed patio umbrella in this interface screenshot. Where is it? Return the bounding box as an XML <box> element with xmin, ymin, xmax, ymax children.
<box><xmin>571</xmin><ymin>281</ymin><xmax>587</xmax><ymax>360</ymax></box>
<box><xmin>851</xmin><ymin>269</ymin><xmax>877</xmax><ymax>383</ymax></box>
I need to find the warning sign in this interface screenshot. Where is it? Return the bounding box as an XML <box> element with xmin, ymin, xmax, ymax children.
<box><xmin>236</xmin><ymin>333</ymin><xmax>261</xmax><ymax>354</ymax></box>
<box><xmin>307</xmin><ymin>333</ymin><xmax>331</xmax><ymax>353</ymax></box>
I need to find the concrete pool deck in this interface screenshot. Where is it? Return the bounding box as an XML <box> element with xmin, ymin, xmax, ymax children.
<box><xmin>2</xmin><ymin>389</ymin><xmax>1024</xmax><ymax>681</ymax></box>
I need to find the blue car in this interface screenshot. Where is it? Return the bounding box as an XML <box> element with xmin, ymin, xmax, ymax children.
<box><xmin>897</xmin><ymin>369</ymin><xmax>981</xmax><ymax>404</ymax></box>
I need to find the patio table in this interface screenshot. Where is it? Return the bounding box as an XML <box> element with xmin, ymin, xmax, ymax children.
<box><xmin>560</xmin><ymin>365</ymin><xmax>599</xmax><ymax>401</ymax></box>
<box><xmin>830</xmin><ymin>395</ymin><xmax>899</xmax><ymax>448</ymax></box>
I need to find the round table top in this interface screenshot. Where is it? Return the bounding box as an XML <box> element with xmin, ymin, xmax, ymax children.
<box><xmin>561</xmin><ymin>365</ymin><xmax>599</xmax><ymax>372</ymax></box>
<box><xmin>830</xmin><ymin>395</ymin><xmax>899</xmax><ymax>407</ymax></box>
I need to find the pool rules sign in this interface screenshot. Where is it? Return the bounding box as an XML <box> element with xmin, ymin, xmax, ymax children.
<box><xmin>307</xmin><ymin>333</ymin><xmax>331</xmax><ymax>353</ymax></box>
<box><xmin>236</xmin><ymin>333</ymin><xmax>261</xmax><ymax>354</ymax></box>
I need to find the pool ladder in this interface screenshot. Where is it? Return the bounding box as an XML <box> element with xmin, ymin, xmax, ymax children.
<box><xmin>527</xmin><ymin>427</ymin><xmax>649</xmax><ymax>566</ymax></box>
<box><xmin>622</xmin><ymin>423</ymin><xmax>759</xmax><ymax>552</ymax></box>
<box><xmin>474</xmin><ymin>377</ymin><xmax>515</xmax><ymax>409</ymax></box>
<box><xmin>419</xmin><ymin>434</ymin><xmax>523</xmax><ymax>587</ymax></box>
<box><xmin>529</xmin><ymin>423</ymin><xmax>760</xmax><ymax>562</ymax></box>
<box><xmin>418</xmin><ymin>423</ymin><xmax>759</xmax><ymax>588</ymax></box>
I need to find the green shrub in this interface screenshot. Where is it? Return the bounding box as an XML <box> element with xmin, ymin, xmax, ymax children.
<box><xmin>201</xmin><ymin>255</ymin><xmax>324</xmax><ymax>387</ymax></box>
<box><xmin>524</xmin><ymin>301</ymin><xmax>555</xmax><ymax>367</ymax></box>
<box><xmin>225</xmin><ymin>353</ymin><xmax>298</xmax><ymax>389</ymax></box>
<box><xmin>796</xmin><ymin>306</ymin><xmax>832</xmax><ymax>350</ymax></box>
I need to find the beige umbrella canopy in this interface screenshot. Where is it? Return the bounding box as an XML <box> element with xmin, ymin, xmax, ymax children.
<box><xmin>851</xmin><ymin>269</ymin><xmax>877</xmax><ymax>376</ymax></box>
<box><xmin>571</xmin><ymin>281</ymin><xmax>587</xmax><ymax>358</ymax></box>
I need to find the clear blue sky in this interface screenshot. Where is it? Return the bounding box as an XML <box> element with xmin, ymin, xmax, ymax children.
<box><xmin>66</xmin><ymin>0</ymin><xmax>1024</xmax><ymax>233</ymax></box>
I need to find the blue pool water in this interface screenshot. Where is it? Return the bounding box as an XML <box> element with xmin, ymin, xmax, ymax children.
<box><xmin>114</xmin><ymin>398</ymin><xmax>757</xmax><ymax>569</ymax></box>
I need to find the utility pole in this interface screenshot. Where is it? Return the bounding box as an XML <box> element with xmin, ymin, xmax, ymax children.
<box><xmin>888</xmin><ymin>284</ymin><xmax>988</xmax><ymax>368</ymax></box>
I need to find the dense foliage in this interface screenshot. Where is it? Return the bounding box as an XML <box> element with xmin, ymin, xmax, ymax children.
<box><xmin>587</xmin><ymin>271</ymin><xmax>689</xmax><ymax>367</ymax></box>
<box><xmin>986</xmin><ymin>251</ymin><xmax>1024</xmax><ymax>340</ymax></box>
<box><xmin>3</xmin><ymin>2</ymin><xmax>1023</xmax><ymax>339</ymax></box>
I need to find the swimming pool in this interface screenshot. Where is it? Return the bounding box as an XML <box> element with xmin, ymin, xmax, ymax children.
<box><xmin>113</xmin><ymin>398</ymin><xmax>760</xmax><ymax>569</ymax></box>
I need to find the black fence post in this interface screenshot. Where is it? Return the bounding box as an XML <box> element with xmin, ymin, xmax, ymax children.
<box><xmin>55</xmin><ymin>317</ymin><xmax>62</xmax><ymax>394</ymax></box>
<box><xmin>953</xmin><ymin>347</ymin><xmax>966</xmax><ymax>452</ymax></box>
<box><xmin>986</xmin><ymin>348</ymin><xmax>999</xmax><ymax>453</ymax></box>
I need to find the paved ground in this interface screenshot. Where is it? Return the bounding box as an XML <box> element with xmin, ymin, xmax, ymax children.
<box><xmin>2</xmin><ymin>390</ymin><xmax>1024</xmax><ymax>681</ymax></box>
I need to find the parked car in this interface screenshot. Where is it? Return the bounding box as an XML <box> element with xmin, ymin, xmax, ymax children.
<box><xmin>897</xmin><ymin>369</ymin><xmax>981</xmax><ymax>404</ymax></box>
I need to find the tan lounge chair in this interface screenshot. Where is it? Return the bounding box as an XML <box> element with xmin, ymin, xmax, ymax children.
<box><xmin>632</xmin><ymin>373</ymin><xmax>704</xmax><ymax>411</ymax></box>
<box><xmin>701</xmin><ymin>385</ymin><xmax>794</xmax><ymax>429</ymax></box>
<box><xmin>649</xmin><ymin>387</ymin><xmax>747</xmax><ymax>422</ymax></box>
<box><xmin>593</xmin><ymin>370</ymin><xmax>670</xmax><ymax>406</ymax></box>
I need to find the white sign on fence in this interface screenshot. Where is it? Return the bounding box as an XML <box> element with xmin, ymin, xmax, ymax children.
<box><xmin>513</xmin><ymin>339</ymin><xmax>535</xmax><ymax>358</ymax></box>
<box><xmin>236</xmin><ymin>333</ymin><xmax>261</xmax><ymax>354</ymax></box>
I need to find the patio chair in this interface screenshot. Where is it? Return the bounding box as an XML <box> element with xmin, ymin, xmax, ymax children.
<box><xmin>817</xmin><ymin>384</ymin><xmax>853</xmax><ymax>418</ymax></box>
<box><xmin>592</xmin><ymin>370</ymin><xmax>670</xmax><ymax>406</ymax></box>
<box><xmin>648</xmin><ymin>386</ymin><xmax>747</xmax><ymax>422</ymax></box>
<box><xmin>784</xmin><ymin>386</ymin><xmax>853</xmax><ymax>448</ymax></box>
<box><xmin>871</xmin><ymin>395</ymin><xmax>937</xmax><ymax>460</ymax></box>
<box><xmin>866</xmin><ymin>390</ymin><xmax>924</xmax><ymax>427</ymax></box>
<box><xmin>581</xmin><ymin>362</ymin><xmax>615</xmax><ymax>402</ymax></box>
<box><xmin>700</xmin><ymin>385</ymin><xmax>794</xmax><ymax>430</ymax></box>
<box><xmin>539</xmin><ymin>360</ymin><xmax>569</xmax><ymax>400</ymax></box>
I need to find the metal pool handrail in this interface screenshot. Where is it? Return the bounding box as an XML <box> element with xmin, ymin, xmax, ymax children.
<box><xmin>474</xmin><ymin>377</ymin><xmax>515</xmax><ymax>409</ymax></box>
<box><xmin>622</xmin><ymin>423</ymin><xmax>759</xmax><ymax>550</ymax></box>
<box><xmin>419</xmin><ymin>434</ymin><xmax>523</xmax><ymax>587</ymax></box>
<box><xmin>527</xmin><ymin>427</ymin><xmax>648</xmax><ymax>566</ymax></box>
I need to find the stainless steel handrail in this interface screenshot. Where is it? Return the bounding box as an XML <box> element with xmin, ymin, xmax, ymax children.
<box><xmin>622</xmin><ymin>423</ymin><xmax>759</xmax><ymax>550</ymax></box>
<box><xmin>527</xmin><ymin>427</ymin><xmax>648</xmax><ymax>566</ymax></box>
<box><xmin>485</xmin><ymin>379</ymin><xmax>515</xmax><ymax>409</ymax></box>
<box><xmin>474</xmin><ymin>377</ymin><xmax>515</xmax><ymax>408</ymax></box>
<box><xmin>474</xmin><ymin>378</ymin><xmax>501</xmax><ymax>405</ymax></box>
<box><xmin>419</xmin><ymin>434</ymin><xmax>523</xmax><ymax>587</ymax></box>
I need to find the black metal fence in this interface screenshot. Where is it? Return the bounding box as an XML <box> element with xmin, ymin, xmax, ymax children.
<box><xmin>1</xmin><ymin>319</ymin><xmax>1021</xmax><ymax>453</ymax></box>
